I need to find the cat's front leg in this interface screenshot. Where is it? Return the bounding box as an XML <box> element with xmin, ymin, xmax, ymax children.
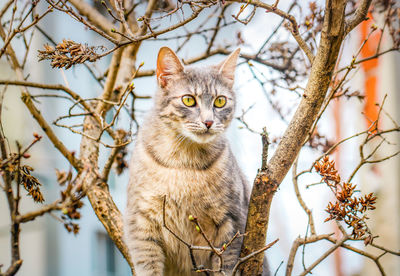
<box><xmin>125</xmin><ymin>214</ymin><xmax>165</xmax><ymax>275</ymax></box>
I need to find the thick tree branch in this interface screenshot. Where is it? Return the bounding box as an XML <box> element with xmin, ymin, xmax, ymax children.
<box><xmin>99</xmin><ymin>48</ymin><xmax>124</xmax><ymax>114</ymax></box>
<box><xmin>345</xmin><ymin>0</ymin><xmax>373</xmax><ymax>36</ymax></box>
<box><xmin>3</xmin><ymin>260</ymin><xmax>23</xmax><ymax>276</ymax></box>
<box><xmin>76</xmin><ymin>1</ymin><xmax>159</xmax><ymax>274</ymax></box>
<box><xmin>78</xmin><ymin>117</ymin><xmax>135</xmax><ymax>273</ymax></box>
<box><xmin>21</xmin><ymin>92</ymin><xmax>81</xmax><ymax>170</ymax></box>
<box><xmin>239</xmin><ymin>1</ymin><xmax>351</xmax><ymax>275</ymax></box>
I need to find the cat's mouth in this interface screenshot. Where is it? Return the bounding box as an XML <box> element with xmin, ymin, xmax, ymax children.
<box><xmin>181</xmin><ymin>128</ymin><xmax>218</xmax><ymax>144</ymax></box>
<box><xmin>180</xmin><ymin>122</ymin><xmax>224</xmax><ymax>144</ymax></box>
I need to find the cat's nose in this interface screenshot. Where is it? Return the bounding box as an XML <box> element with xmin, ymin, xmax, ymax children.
<box><xmin>203</xmin><ymin>120</ymin><xmax>214</xmax><ymax>129</ymax></box>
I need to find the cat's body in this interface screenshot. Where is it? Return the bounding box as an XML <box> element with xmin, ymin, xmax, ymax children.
<box><xmin>124</xmin><ymin>47</ymin><xmax>254</xmax><ymax>275</ymax></box>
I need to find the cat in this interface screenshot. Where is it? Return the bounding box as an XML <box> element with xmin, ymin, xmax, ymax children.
<box><xmin>124</xmin><ymin>47</ymin><xmax>258</xmax><ymax>276</ymax></box>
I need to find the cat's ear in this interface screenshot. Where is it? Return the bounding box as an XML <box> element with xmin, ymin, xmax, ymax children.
<box><xmin>156</xmin><ymin>47</ymin><xmax>184</xmax><ymax>88</ymax></box>
<box><xmin>218</xmin><ymin>48</ymin><xmax>240</xmax><ymax>85</ymax></box>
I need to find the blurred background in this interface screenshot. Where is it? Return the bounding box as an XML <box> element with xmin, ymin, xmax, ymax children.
<box><xmin>0</xmin><ymin>1</ymin><xmax>399</xmax><ymax>276</ymax></box>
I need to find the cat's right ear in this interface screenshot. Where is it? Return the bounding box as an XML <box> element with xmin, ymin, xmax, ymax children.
<box><xmin>156</xmin><ymin>47</ymin><xmax>184</xmax><ymax>88</ymax></box>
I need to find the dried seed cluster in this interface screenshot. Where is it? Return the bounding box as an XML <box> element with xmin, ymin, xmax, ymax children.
<box><xmin>315</xmin><ymin>156</ymin><xmax>377</xmax><ymax>243</ymax></box>
<box><xmin>113</xmin><ymin>129</ymin><xmax>130</xmax><ymax>175</ymax></box>
<box><xmin>115</xmin><ymin>148</ymin><xmax>128</xmax><ymax>175</ymax></box>
<box><xmin>0</xmin><ymin>134</ymin><xmax>43</xmax><ymax>203</ymax></box>
<box><xmin>303</xmin><ymin>1</ymin><xmax>323</xmax><ymax>30</ymax></box>
<box><xmin>38</xmin><ymin>39</ymin><xmax>105</xmax><ymax>69</ymax></box>
<box><xmin>20</xmin><ymin>165</ymin><xmax>44</xmax><ymax>203</ymax></box>
<box><xmin>61</xmin><ymin>200</ymin><xmax>83</xmax><ymax>235</ymax></box>
<box><xmin>57</xmin><ymin>169</ymin><xmax>83</xmax><ymax>235</ymax></box>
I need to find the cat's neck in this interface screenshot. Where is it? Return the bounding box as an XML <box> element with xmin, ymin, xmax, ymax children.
<box><xmin>140</xmin><ymin>116</ymin><xmax>226</xmax><ymax>170</ymax></box>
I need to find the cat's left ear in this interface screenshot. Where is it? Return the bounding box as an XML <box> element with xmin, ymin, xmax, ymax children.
<box><xmin>218</xmin><ymin>48</ymin><xmax>240</xmax><ymax>85</ymax></box>
<box><xmin>156</xmin><ymin>47</ymin><xmax>184</xmax><ymax>88</ymax></box>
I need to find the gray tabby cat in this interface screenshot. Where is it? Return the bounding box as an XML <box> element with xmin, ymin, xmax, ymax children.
<box><xmin>124</xmin><ymin>47</ymin><xmax>254</xmax><ymax>276</ymax></box>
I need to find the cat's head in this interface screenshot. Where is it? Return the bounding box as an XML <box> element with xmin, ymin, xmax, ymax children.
<box><xmin>154</xmin><ymin>47</ymin><xmax>240</xmax><ymax>144</ymax></box>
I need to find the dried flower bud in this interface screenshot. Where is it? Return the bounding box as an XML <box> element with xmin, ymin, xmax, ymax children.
<box><xmin>20</xmin><ymin>165</ymin><xmax>44</xmax><ymax>203</ymax></box>
<box><xmin>317</xmin><ymin>156</ymin><xmax>377</xmax><ymax>240</ymax></box>
<box><xmin>38</xmin><ymin>40</ymin><xmax>105</xmax><ymax>69</ymax></box>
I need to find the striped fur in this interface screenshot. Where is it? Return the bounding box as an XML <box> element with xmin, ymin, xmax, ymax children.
<box><xmin>124</xmin><ymin>48</ymin><xmax>251</xmax><ymax>275</ymax></box>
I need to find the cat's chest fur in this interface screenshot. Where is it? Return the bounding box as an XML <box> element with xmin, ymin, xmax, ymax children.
<box><xmin>131</xmin><ymin>137</ymin><xmax>230</xmax><ymax>220</ymax></box>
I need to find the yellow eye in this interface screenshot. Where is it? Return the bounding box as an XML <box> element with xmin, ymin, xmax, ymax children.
<box><xmin>214</xmin><ymin>96</ymin><xmax>226</xmax><ymax>108</ymax></box>
<box><xmin>182</xmin><ymin>95</ymin><xmax>196</xmax><ymax>107</ymax></box>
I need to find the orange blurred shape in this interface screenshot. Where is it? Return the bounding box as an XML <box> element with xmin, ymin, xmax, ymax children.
<box><xmin>360</xmin><ymin>12</ymin><xmax>382</xmax><ymax>127</ymax></box>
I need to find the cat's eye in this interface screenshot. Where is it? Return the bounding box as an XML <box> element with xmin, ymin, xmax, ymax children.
<box><xmin>214</xmin><ymin>96</ymin><xmax>226</xmax><ymax>108</ymax></box>
<box><xmin>182</xmin><ymin>95</ymin><xmax>196</xmax><ymax>107</ymax></box>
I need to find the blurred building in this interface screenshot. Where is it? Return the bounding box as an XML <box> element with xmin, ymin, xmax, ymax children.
<box><xmin>334</xmin><ymin>12</ymin><xmax>400</xmax><ymax>276</ymax></box>
<box><xmin>358</xmin><ymin>14</ymin><xmax>400</xmax><ymax>276</ymax></box>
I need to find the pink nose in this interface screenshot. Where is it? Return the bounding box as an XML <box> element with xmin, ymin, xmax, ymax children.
<box><xmin>204</xmin><ymin>120</ymin><xmax>213</xmax><ymax>129</ymax></box>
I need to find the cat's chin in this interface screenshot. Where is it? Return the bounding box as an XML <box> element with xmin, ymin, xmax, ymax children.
<box><xmin>181</xmin><ymin>130</ymin><xmax>218</xmax><ymax>144</ymax></box>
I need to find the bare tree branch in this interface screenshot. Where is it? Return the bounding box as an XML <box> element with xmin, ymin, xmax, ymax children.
<box><xmin>16</xmin><ymin>200</ymin><xmax>62</xmax><ymax>223</ymax></box>
<box><xmin>286</xmin><ymin>234</ymin><xmax>334</xmax><ymax>276</ymax></box>
<box><xmin>299</xmin><ymin>236</ymin><xmax>347</xmax><ymax>276</ymax></box>
<box><xmin>292</xmin><ymin>157</ymin><xmax>316</xmax><ymax>236</ymax></box>
<box><xmin>345</xmin><ymin>0</ymin><xmax>373</xmax><ymax>35</ymax></box>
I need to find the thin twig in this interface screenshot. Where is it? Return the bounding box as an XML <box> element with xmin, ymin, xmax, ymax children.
<box><xmin>232</xmin><ymin>239</ymin><xmax>279</xmax><ymax>275</ymax></box>
<box><xmin>299</xmin><ymin>236</ymin><xmax>348</xmax><ymax>276</ymax></box>
<box><xmin>292</xmin><ymin>157</ymin><xmax>316</xmax><ymax>235</ymax></box>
